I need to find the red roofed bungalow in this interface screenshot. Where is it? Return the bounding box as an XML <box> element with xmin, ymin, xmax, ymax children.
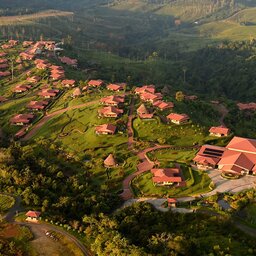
<box><xmin>72</xmin><ymin>88</ymin><xmax>82</xmax><ymax>98</ymax></box>
<box><xmin>10</xmin><ymin>114</ymin><xmax>34</xmax><ymax>125</ymax></box>
<box><xmin>167</xmin><ymin>113</ymin><xmax>190</xmax><ymax>125</ymax></box>
<box><xmin>15</xmin><ymin>126</ymin><xmax>28</xmax><ymax>139</ymax></box>
<box><xmin>167</xmin><ymin>198</ymin><xmax>177</xmax><ymax>207</ymax></box>
<box><xmin>209</xmin><ymin>126</ymin><xmax>230</xmax><ymax>137</ymax></box>
<box><xmin>27</xmin><ymin>76</ymin><xmax>40</xmax><ymax>83</ymax></box>
<box><xmin>25</xmin><ymin>210</ymin><xmax>41</xmax><ymax>222</ymax></box>
<box><xmin>13</xmin><ymin>84</ymin><xmax>31</xmax><ymax>93</ymax></box>
<box><xmin>0</xmin><ymin>52</ymin><xmax>7</xmax><ymax>57</ymax></box>
<box><xmin>0</xmin><ymin>63</ymin><xmax>9</xmax><ymax>69</ymax></box>
<box><xmin>19</xmin><ymin>52</ymin><xmax>35</xmax><ymax>60</ymax></box>
<box><xmin>51</xmin><ymin>72</ymin><xmax>65</xmax><ymax>81</ymax></box>
<box><xmin>38</xmin><ymin>89</ymin><xmax>59</xmax><ymax>98</ymax></box>
<box><xmin>104</xmin><ymin>154</ymin><xmax>117</xmax><ymax>168</ymax></box>
<box><xmin>0</xmin><ymin>96</ymin><xmax>7</xmax><ymax>103</ymax></box>
<box><xmin>59</xmin><ymin>56</ymin><xmax>77</xmax><ymax>67</ymax></box>
<box><xmin>137</xmin><ymin>104</ymin><xmax>154</xmax><ymax>119</ymax></box>
<box><xmin>0</xmin><ymin>58</ymin><xmax>8</xmax><ymax>64</ymax></box>
<box><xmin>153</xmin><ymin>100</ymin><xmax>174</xmax><ymax>110</ymax></box>
<box><xmin>61</xmin><ymin>79</ymin><xmax>76</xmax><ymax>88</ymax></box>
<box><xmin>134</xmin><ymin>85</ymin><xmax>155</xmax><ymax>95</ymax></box>
<box><xmin>23</xmin><ymin>41</ymin><xmax>34</xmax><ymax>47</ymax></box>
<box><xmin>151</xmin><ymin>168</ymin><xmax>183</xmax><ymax>186</ymax></box>
<box><xmin>98</xmin><ymin>106</ymin><xmax>123</xmax><ymax>118</ymax></box>
<box><xmin>140</xmin><ymin>92</ymin><xmax>162</xmax><ymax>103</ymax></box>
<box><xmin>100</xmin><ymin>95</ymin><xmax>125</xmax><ymax>106</ymax></box>
<box><xmin>1</xmin><ymin>44</ymin><xmax>12</xmax><ymax>49</ymax></box>
<box><xmin>237</xmin><ymin>102</ymin><xmax>256</xmax><ymax>111</ymax></box>
<box><xmin>107</xmin><ymin>83</ymin><xmax>125</xmax><ymax>91</ymax></box>
<box><xmin>9</xmin><ymin>40</ymin><xmax>18</xmax><ymax>46</ymax></box>
<box><xmin>0</xmin><ymin>71</ymin><xmax>11</xmax><ymax>77</ymax></box>
<box><xmin>88</xmin><ymin>79</ymin><xmax>104</xmax><ymax>88</ymax></box>
<box><xmin>27</xmin><ymin>100</ymin><xmax>48</xmax><ymax>110</ymax></box>
<box><xmin>95</xmin><ymin>124</ymin><xmax>116</xmax><ymax>135</ymax></box>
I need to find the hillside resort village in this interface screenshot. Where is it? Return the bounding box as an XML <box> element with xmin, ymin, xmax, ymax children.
<box><xmin>1</xmin><ymin>39</ymin><xmax>256</xmax><ymax>205</ymax></box>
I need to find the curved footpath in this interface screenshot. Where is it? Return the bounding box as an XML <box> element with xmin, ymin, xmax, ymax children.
<box><xmin>22</xmin><ymin>100</ymin><xmax>99</xmax><ymax>141</ymax></box>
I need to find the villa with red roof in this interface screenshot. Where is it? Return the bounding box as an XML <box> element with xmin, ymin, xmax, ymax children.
<box><xmin>167</xmin><ymin>113</ymin><xmax>190</xmax><ymax>125</ymax></box>
<box><xmin>20</xmin><ymin>52</ymin><xmax>35</xmax><ymax>60</ymax></box>
<box><xmin>27</xmin><ymin>76</ymin><xmax>40</xmax><ymax>83</ymax></box>
<box><xmin>107</xmin><ymin>83</ymin><xmax>125</xmax><ymax>91</ymax></box>
<box><xmin>194</xmin><ymin>136</ymin><xmax>256</xmax><ymax>176</ymax></box>
<box><xmin>88</xmin><ymin>79</ymin><xmax>104</xmax><ymax>87</ymax></box>
<box><xmin>100</xmin><ymin>95</ymin><xmax>125</xmax><ymax>106</ymax></box>
<box><xmin>10</xmin><ymin>114</ymin><xmax>34</xmax><ymax>125</ymax></box>
<box><xmin>137</xmin><ymin>104</ymin><xmax>154</xmax><ymax>119</ymax></box>
<box><xmin>153</xmin><ymin>100</ymin><xmax>174</xmax><ymax>111</ymax></box>
<box><xmin>140</xmin><ymin>92</ymin><xmax>162</xmax><ymax>103</ymax></box>
<box><xmin>0</xmin><ymin>63</ymin><xmax>9</xmax><ymax>69</ymax></box>
<box><xmin>95</xmin><ymin>124</ymin><xmax>116</xmax><ymax>135</ymax></box>
<box><xmin>209</xmin><ymin>126</ymin><xmax>230</xmax><ymax>137</ymax></box>
<box><xmin>151</xmin><ymin>168</ymin><xmax>183</xmax><ymax>186</ymax></box>
<box><xmin>135</xmin><ymin>85</ymin><xmax>155</xmax><ymax>95</ymax></box>
<box><xmin>61</xmin><ymin>79</ymin><xmax>76</xmax><ymax>88</ymax></box>
<box><xmin>0</xmin><ymin>58</ymin><xmax>8</xmax><ymax>64</ymax></box>
<box><xmin>98</xmin><ymin>106</ymin><xmax>123</xmax><ymax>118</ymax></box>
<box><xmin>13</xmin><ymin>85</ymin><xmax>31</xmax><ymax>93</ymax></box>
<box><xmin>38</xmin><ymin>89</ymin><xmax>59</xmax><ymax>98</ymax></box>
<box><xmin>237</xmin><ymin>102</ymin><xmax>256</xmax><ymax>111</ymax></box>
<box><xmin>27</xmin><ymin>101</ymin><xmax>48</xmax><ymax>110</ymax></box>
<box><xmin>25</xmin><ymin>210</ymin><xmax>41</xmax><ymax>222</ymax></box>
<box><xmin>59</xmin><ymin>56</ymin><xmax>77</xmax><ymax>67</ymax></box>
<box><xmin>0</xmin><ymin>71</ymin><xmax>11</xmax><ymax>77</ymax></box>
<box><xmin>23</xmin><ymin>41</ymin><xmax>34</xmax><ymax>47</ymax></box>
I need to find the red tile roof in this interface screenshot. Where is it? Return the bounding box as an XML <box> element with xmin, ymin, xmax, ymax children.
<box><xmin>151</xmin><ymin>168</ymin><xmax>182</xmax><ymax>183</ymax></box>
<box><xmin>88</xmin><ymin>79</ymin><xmax>104</xmax><ymax>87</ymax></box>
<box><xmin>104</xmin><ymin>154</ymin><xmax>117</xmax><ymax>167</ymax></box>
<box><xmin>98</xmin><ymin>106</ymin><xmax>124</xmax><ymax>117</ymax></box>
<box><xmin>27</xmin><ymin>100</ymin><xmax>48</xmax><ymax>110</ymax></box>
<box><xmin>38</xmin><ymin>89</ymin><xmax>59</xmax><ymax>98</ymax></box>
<box><xmin>10</xmin><ymin>114</ymin><xmax>34</xmax><ymax>124</ymax></box>
<box><xmin>100</xmin><ymin>95</ymin><xmax>125</xmax><ymax>105</ymax></box>
<box><xmin>13</xmin><ymin>84</ymin><xmax>31</xmax><ymax>93</ymax></box>
<box><xmin>0</xmin><ymin>63</ymin><xmax>9</xmax><ymax>69</ymax></box>
<box><xmin>95</xmin><ymin>124</ymin><xmax>116</xmax><ymax>134</ymax></box>
<box><xmin>107</xmin><ymin>83</ymin><xmax>125</xmax><ymax>91</ymax></box>
<box><xmin>209</xmin><ymin>126</ymin><xmax>230</xmax><ymax>136</ymax></box>
<box><xmin>26</xmin><ymin>211</ymin><xmax>41</xmax><ymax>218</ymax></box>
<box><xmin>0</xmin><ymin>71</ymin><xmax>11</xmax><ymax>77</ymax></box>
<box><xmin>226</xmin><ymin>136</ymin><xmax>256</xmax><ymax>153</ymax></box>
<box><xmin>59</xmin><ymin>56</ymin><xmax>77</xmax><ymax>66</ymax></box>
<box><xmin>167</xmin><ymin>113</ymin><xmax>189</xmax><ymax>122</ymax></box>
<box><xmin>153</xmin><ymin>100</ymin><xmax>174</xmax><ymax>110</ymax></box>
<box><xmin>237</xmin><ymin>102</ymin><xmax>256</xmax><ymax>111</ymax></box>
<box><xmin>61</xmin><ymin>79</ymin><xmax>76</xmax><ymax>87</ymax></box>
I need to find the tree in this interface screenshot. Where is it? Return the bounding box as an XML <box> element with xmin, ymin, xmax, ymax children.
<box><xmin>175</xmin><ymin>91</ymin><xmax>184</xmax><ymax>102</ymax></box>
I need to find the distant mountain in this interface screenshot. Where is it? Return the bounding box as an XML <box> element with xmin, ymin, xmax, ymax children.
<box><xmin>108</xmin><ymin>0</ymin><xmax>256</xmax><ymax>22</ymax></box>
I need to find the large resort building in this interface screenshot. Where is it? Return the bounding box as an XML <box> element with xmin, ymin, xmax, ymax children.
<box><xmin>194</xmin><ymin>136</ymin><xmax>256</xmax><ymax>176</ymax></box>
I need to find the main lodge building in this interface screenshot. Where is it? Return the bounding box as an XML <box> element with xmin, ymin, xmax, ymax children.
<box><xmin>194</xmin><ymin>136</ymin><xmax>256</xmax><ymax>176</ymax></box>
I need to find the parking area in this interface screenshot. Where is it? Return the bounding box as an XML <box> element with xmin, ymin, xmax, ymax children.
<box><xmin>203</xmin><ymin>169</ymin><xmax>256</xmax><ymax>196</ymax></box>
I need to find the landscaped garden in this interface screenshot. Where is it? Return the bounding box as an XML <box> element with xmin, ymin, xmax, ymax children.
<box><xmin>132</xmin><ymin>117</ymin><xmax>211</xmax><ymax>146</ymax></box>
<box><xmin>132</xmin><ymin>165</ymin><xmax>212</xmax><ymax>197</ymax></box>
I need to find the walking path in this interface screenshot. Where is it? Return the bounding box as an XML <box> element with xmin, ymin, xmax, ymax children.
<box><xmin>127</xmin><ymin>97</ymin><xmax>135</xmax><ymax>150</ymax></box>
<box><xmin>212</xmin><ymin>103</ymin><xmax>229</xmax><ymax>126</ymax></box>
<box><xmin>120</xmin><ymin>144</ymin><xmax>171</xmax><ymax>200</ymax></box>
<box><xmin>22</xmin><ymin>100</ymin><xmax>98</xmax><ymax>140</ymax></box>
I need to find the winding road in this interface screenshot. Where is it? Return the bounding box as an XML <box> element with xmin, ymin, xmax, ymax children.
<box><xmin>2</xmin><ymin>194</ymin><xmax>93</xmax><ymax>256</ymax></box>
<box><xmin>22</xmin><ymin>100</ymin><xmax>99</xmax><ymax>141</ymax></box>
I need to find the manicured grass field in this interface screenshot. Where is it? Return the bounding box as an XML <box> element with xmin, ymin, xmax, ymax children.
<box><xmin>132</xmin><ymin>166</ymin><xmax>212</xmax><ymax>197</ymax></box>
<box><xmin>0</xmin><ymin>194</ymin><xmax>15</xmax><ymax>213</ymax></box>
<box><xmin>133</xmin><ymin>117</ymin><xmax>209</xmax><ymax>146</ymax></box>
<box><xmin>148</xmin><ymin>148</ymin><xmax>197</xmax><ymax>166</ymax></box>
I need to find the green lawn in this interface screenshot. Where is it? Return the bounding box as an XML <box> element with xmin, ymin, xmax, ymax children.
<box><xmin>132</xmin><ymin>166</ymin><xmax>212</xmax><ymax>197</ymax></box>
<box><xmin>148</xmin><ymin>148</ymin><xmax>197</xmax><ymax>166</ymax></box>
<box><xmin>133</xmin><ymin>117</ymin><xmax>209</xmax><ymax>146</ymax></box>
<box><xmin>0</xmin><ymin>194</ymin><xmax>15</xmax><ymax>213</ymax></box>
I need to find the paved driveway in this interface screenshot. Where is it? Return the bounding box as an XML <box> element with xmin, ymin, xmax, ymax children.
<box><xmin>203</xmin><ymin>169</ymin><xmax>256</xmax><ymax>196</ymax></box>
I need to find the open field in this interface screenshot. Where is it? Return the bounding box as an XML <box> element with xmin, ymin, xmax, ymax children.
<box><xmin>0</xmin><ymin>10</ymin><xmax>73</xmax><ymax>25</ymax></box>
<box><xmin>133</xmin><ymin>117</ymin><xmax>208</xmax><ymax>146</ymax></box>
